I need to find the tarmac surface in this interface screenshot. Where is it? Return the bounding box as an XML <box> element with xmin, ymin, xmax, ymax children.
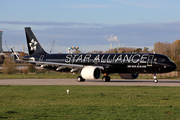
<box><xmin>0</xmin><ymin>79</ymin><xmax>180</xmax><ymax>86</ymax></box>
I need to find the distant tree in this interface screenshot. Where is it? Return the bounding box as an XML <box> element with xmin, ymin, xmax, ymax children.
<box><xmin>118</xmin><ymin>47</ymin><xmax>135</xmax><ymax>53</ymax></box>
<box><xmin>19</xmin><ymin>52</ymin><xmax>28</xmax><ymax>57</ymax></box>
<box><xmin>105</xmin><ymin>48</ymin><xmax>118</xmax><ymax>53</ymax></box>
<box><xmin>154</xmin><ymin>42</ymin><xmax>163</xmax><ymax>54</ymax></box>
<box><xmin>118</xmin><ymin>48</ymin><xmax>125</xmax><ymax>53</ymax></box>
<box><xmin>134</xmin><ymin>48</ymin><xmax>142</xmax><ymax>53</ymax></box>
<box><xmin>175</xmin><ymin>61</ymin><xmax>180</xmax><ymax>71</ymax></box>
<box><xmin>143</xmin><ymin>47</ymin><xmax>149</xmax><ymax>53</ymax></box>
<box><xmin>89</xmin><ymin>50</ymin><xmax>103</xmax><ymax>53</ymax></box>
<box><xmin>2</xmin><ymin>57</ymin><xmax>17</xmax><ymax>74</ymax></box>
<box><xmin>171</xmin><ymin>40</ymin><xmax>180</xmax><ymax>61</ymax></box>
<box><xmin>5</xmin><ymin>52</ymin><xmax>11</xmax><ymax>57</ymax></box>
<box><xmin>73</xmin><ymin>50</ymin><xmax>82</xmax><ymax>53</ymax></box>
<box><xmin>164</xmin><ymin>42</ymin><xmax>171</xmax><ymax>58</ymax></box>
<box><xmin>154</xmin><ymin>42</ymin><xmax>171</xmax><ymax>58</ymax></box>
<box><xmin>0</xmin><ymin>55</ymin><xmax>5</xmax><ymax>64</ymax></box>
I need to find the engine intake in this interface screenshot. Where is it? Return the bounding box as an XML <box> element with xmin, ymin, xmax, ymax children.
<box><xmin>81</xmin><ymin>66</ymin><xmax>101</xmax><ymax>80</ymax></box>
<box><xmin>119</xmin><ymin>73</ymin><xmax>139</xmax><ymax>79</ymax></box>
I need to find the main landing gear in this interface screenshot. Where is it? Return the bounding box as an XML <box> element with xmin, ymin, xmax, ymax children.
<box><xmin>77</xmin><ymin>76</ymin><xmax>85</xmax><ymax>82</ymax></box>
<box><xmin>153</xmin><ymin>74</ymin><xmax>158</xmax><ymax>83</ymax></box>
<box><xmin>77</xmin><ymin>75</ymin><xmax>111</xmax><ymax>82</ymax></box>
<box><xmin>102</xmin><ymin>73</ymin><xmax>110</xmax><ymax>82</ymax></box>
<box><xmin>102</xmin><ymin>76</ymin><xmax>110</xmax><ymax>82</ymax></box>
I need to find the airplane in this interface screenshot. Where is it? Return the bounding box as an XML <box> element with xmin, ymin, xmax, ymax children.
<box><xmin>18</xmin><ymin>27</ymin><xmax>177</xmax><ymax>83</ymax></box>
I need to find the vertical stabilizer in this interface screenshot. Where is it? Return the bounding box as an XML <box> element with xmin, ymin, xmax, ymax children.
<box><xmin>25</xmin><ymin>27</ymin><xmax>46</xmax><ymax>55</ymax></box>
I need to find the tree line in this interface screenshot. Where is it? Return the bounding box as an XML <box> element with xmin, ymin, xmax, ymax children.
<box><xmin>76</xmin><ymin>39</ymin><xmax>180</xmax><ymax>58</ymax></box>
<box><xmin>154</xmin><ymin>40</ymin><xmax>180</xmax><ymax>71</ymax></box>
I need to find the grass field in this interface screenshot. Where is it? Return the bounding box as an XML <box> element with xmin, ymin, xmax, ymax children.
<box><xmin>0</xmin><ymin>72</ymin><xmax>177</xmax><ymax>79</ymax></box>
<box><xmin>0</xmin><ymin>85</ymin><xmax>180</xmax><ymax>119</ymax></box>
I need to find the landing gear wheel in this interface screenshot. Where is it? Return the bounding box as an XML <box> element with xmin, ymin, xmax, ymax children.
<box><xmin>77</xmin><ymin>76</ymin><xmax>85</xmax><ymax>82</ymax></box>
<box><xmin>153</xmin><ymin>74</ymin><xmax>158</xmax><ymax>83</ymax></box>
<box><xmin>102</xmin><ymin>76</ymin><xmax>110</xmax><ymax>82</ymax></box>
<box><xmin>154</xmin><ymin>79</ymin><xmax>158</xmax><ymax>83</ymax></box>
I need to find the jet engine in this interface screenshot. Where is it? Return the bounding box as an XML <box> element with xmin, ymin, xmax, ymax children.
<box><xmin>81</xmin><ymin>66</ymin><xmax>101</xmax><ymax>80</ymax></box>
<box><xmin>119</xmin><ymin>73</ymin><xmax>139</xmax><ymax>79</ymax></box>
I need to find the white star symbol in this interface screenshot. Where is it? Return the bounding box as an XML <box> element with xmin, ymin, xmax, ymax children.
<box><xmin>29</xmin><ymin>39</ymin><xmax>37</xmax><ymax>51</ymax></box>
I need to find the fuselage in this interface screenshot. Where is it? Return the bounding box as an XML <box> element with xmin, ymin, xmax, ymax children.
<box><xmin>23</xmin><ymin>52</ymin><xmax>177</xmax><ymax>74</ymax></box>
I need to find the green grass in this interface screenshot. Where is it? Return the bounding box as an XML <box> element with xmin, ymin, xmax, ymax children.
<box><xmin>0</xmin><ymin>72</ymin><xmax>177</xmax><ymax>79</ymax></box>
<box><xmin>0</xmin><ymin>73</ymin><xmax>79</xmax><ymax>79</ymax></box>
<box><xmin>0</xmin><ymin>86</ymin><xmax>180</xmax><ymax>119</ymax></box>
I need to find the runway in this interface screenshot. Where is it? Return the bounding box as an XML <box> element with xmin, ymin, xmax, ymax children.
<box><xmin>0</xmin><ymin>79</ymin><xmax>180</xmax><ymax>86</ymax></box>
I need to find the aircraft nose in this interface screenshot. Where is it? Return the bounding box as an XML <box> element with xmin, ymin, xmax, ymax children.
<box><xmin>170</xmin><ymin>62</ymin><xmax>177</xmax><ymax>71</ymax></box>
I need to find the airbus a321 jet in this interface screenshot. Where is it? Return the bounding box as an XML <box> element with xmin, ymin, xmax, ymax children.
<box><xmin>20</xmin><ymin>27</ymin><xmax>177</xmax><ymax>83</ymax></box>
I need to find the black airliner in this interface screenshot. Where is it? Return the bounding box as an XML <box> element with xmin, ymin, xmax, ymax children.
<box><xmin>19</xmin><ymin>27</ymin><xmax>177</xmax><ymax>83</ymax></box>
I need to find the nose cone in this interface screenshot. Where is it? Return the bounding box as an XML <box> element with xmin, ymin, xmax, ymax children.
<box><xmin>170</xmin><ymin>62</ymin><xmax>177</xmax><ymax>71</ymax></box>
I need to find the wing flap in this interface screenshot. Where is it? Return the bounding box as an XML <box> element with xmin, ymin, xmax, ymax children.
<box><xmin>28</xmin><ymin>61</ymin><xmax>105</xmax><ymax>71</ymax></box>
<box><xmin>28</xmin><ymin>61</ymin><xmax>84</xmax><ymax>68</ymax></box>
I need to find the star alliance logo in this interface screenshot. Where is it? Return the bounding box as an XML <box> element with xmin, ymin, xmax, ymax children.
<box><xmin>29</xmin><ymin>39</ymin><xmax>37</xmax><ymax>51</ymax></box>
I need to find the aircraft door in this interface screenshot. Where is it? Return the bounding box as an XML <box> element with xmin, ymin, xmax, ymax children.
<box><xmin>147</xmin><ymin>55</ymin><xmax>154</xmax><ymax>66</ymax></box>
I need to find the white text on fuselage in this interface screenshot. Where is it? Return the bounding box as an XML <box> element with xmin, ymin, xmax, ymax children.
<box><xmin>61</xmin><ymin>54</ymin><xmax>153</xmax><ymax>64</ymax></box>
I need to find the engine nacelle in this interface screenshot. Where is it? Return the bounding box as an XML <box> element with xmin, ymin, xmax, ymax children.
<box><xmin>119</xmin><ymin>73</ymin><xmax>139</xmax><ymax>79</ymax></box>
<box><xmin>81</xmin><ymin>66</ymin><xmax>101</xmax><ymax>80</ymax></box>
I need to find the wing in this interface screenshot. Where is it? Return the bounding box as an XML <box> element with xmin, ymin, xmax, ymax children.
<box><xmin>28</xmin><ymin>61</ymin><xmax>105</xmax><ymax>72</ymax></box>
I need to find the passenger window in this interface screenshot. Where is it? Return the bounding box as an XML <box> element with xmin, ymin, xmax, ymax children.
<box><xmin>158</xmin><ymin>58</ymin><xmax>165</xmax><ymax>62</ymax></box>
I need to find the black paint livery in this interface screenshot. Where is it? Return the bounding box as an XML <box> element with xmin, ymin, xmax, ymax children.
<box><xmin>22</xmin><ymin>27</ymin><xmax>177</xmax><ymax>83</ymax></box>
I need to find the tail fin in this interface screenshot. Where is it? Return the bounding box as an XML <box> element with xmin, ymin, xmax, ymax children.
<box><xmin>11</xmin><ymin>48</ymin><xmax>24</xmax><ymax>63</ymax></box>
<box><xmin>25</xmin><ymin>27</ymin><xmax>47</xmax><ymax>55</ymax></box>
<box><xmin>11</xmin><ymin>48</ymin><xmax>20</xmax><ymax>60</ymax></box>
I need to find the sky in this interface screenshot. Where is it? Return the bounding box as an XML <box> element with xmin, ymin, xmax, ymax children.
<box><xmin>0</xmin><ymin>0</ymin><xmax>180</xmax><ymax>53</ymax></box>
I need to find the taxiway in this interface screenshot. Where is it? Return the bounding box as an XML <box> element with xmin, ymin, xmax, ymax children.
<box><xmin>0</xmin><ymin>79</ymin><xmax>180</xmax><ymax>86</ymax></box>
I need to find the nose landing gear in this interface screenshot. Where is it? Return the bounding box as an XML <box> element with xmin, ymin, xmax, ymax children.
<box><xmin>153</xmin><ymin>74</ymin><xmax>158</xmax><ymax>83</ymax></box>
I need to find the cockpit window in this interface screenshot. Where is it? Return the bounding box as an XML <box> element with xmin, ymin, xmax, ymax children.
<box><xmin>158</xmin><ymin>58</ymin><xmax>165</xmax><ymax>62</ymax></box>
<box><xmin>168</xmin><ymin>57</ymin><xmax>172</xmax><ymax>62</ymax></box>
